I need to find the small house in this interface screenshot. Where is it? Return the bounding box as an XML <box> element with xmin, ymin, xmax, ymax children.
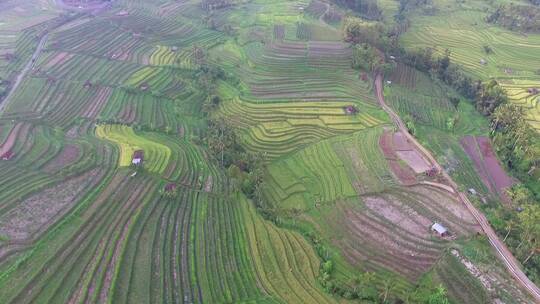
<box><xmin>116</xmin><ymin>10</ymin><xmax>129</xmax><ymax>17</ymax></box>
<box><xmin>480</xmin><ymin>58</ymin><xmax>487</xmax><ymax>65</ymax></box>
<box><xmin>165</xmin><ymin>183</ymin><xmax>176</xmax><ymax>192</ymax></box>
<box><xmin>425</xmin><ymin>166</ymin><xmax>438</xmax><ymax>177</ymax></box>
<box><xmin>132</xmin><ymin>150</ymin><xmax>144</xmax><ymax>165</ymax></box>
<box><xmin>431</xmin><ymin>223</ymin><xmax>449</xmax><ymax>237</ymax></box>
<box><xmin>468</xmin><ymin>188</ymin><xmax>477</xmax><ymax>195</ymax></box>
<box><xmin>140</xmin><ymin>83</ymin><xmax>149</xmax><ymax>91</ymax></box>
<box><xmin>1</xmin><ymin>150</ymin><xmax>14</xmax><ymax>160</ymax></box>
<box><xmin>343</xmin><ymin>105</ymin><xmax>358</xmax><ymax>115</ymax></box>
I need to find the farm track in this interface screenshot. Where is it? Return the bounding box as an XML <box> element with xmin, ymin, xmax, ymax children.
<box><xmin>0</xmin><ymin>34</ymin><xmax>48</xmax><ymax>114</ymax></box>
<box><xmin>374</xmin><ymin>73</ymin><xmax>540</xmax><ymax>302</ymax></box>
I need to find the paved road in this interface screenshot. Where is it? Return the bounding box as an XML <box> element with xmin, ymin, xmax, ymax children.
<box><xmin>374</xmin><ymin>73</ymin><xmax>540</xmax><ymax>302</ymax></box>
<box><xmin>0</xmin><ymin>33</ymin><xmax>48</xmax><ymax>114</ymax></box>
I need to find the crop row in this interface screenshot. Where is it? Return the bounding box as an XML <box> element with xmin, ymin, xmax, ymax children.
<box><xmin>263</xmin><ymin>138</ymin><xmax>357</xmax><ymax>210</ymax></box>
<box><xmin>219</xmin><ymin>97</ymin><xmax>385</xmax><ymax>159</ymax></box>
<box><xmin>96</xmin><ymin>124</ymin><xmax>171</xmax><ymax>174</ymax></box>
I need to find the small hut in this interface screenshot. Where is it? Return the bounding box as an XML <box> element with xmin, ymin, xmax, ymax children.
<box><xmin>165</xmin><ymin>183</ymin><xmax>176</xmax><ymax>192</ymax></box>
<box><xmin>132</xmin><ymin>150</ymin><xmax>144</xmax><ymax>165</ymax></box>
<box><xmin>140</xmin><ymin>83</ymin><xmax>150</xmax><ymax>91</ymax></box>
<box><xmin>480</xmin><ymin>58</ymin><xmax>487</xmax><ymax>65</ymax></box>
<box><xmin>116</xmin><ymin>10</ymin><xmax>129</xmax><ymax>17</ymax></box>
<box><xmin>425</xmin><ymin>166</ymin><xmax>438</xmax><ymax>177</ymax></box>
<box><xmin>431</xmin><ymin>223</ymin><xmax>449</xmax><ymax>237</ymax></box>
<box><xmin>343</xmin><ymin>105</ymin><xmax>358</xmax><ymax>115</ymax></box>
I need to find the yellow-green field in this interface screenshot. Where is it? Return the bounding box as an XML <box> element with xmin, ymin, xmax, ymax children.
<box><xmin>96</xmin><ymin>124</ymin><xmax>171</xmax><ymax>173</ymax></box>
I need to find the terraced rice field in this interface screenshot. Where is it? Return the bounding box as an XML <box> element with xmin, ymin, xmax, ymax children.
<box><xmin>96</xmin><ymin>124</ymin><xmax>171</xmax><ymax>173</ymax></box>
<box><xmin>0</xmin><ymin>0</ymin><xmax>531</xmax><ymax>303</ymax></box>
<box><xmin>219</xmin><ymin>97</ymin><xmax>387</xmax><ymax>159</ymax></box>
<box><xmin>400</xmin><ymin>0</ymin><xmax>540</xmax><ymax>129</ymax></box>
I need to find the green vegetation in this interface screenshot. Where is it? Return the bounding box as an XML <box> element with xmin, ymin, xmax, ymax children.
<box><xmin>0</xmin><ymin>0</ymin><xmax>535</xmax><ymax>303</ymax></box>
<box><xmin>96</xmin><ymin>124</ymin><xmax>171</xmax><ymax>173</ymax></box>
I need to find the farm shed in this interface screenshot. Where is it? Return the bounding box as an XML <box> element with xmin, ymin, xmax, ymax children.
<box><xmin>132</xmin><ymin>150</ymin><xmax>144</xmax><ymax>165</ymax></box>
<box><xmin>343</xmin><ymin>105</ymin><xmax>358</xmax><ymax>115</ymax></box>
<box><xmin>431</xmin><ymin>223</ymin><xmax>449</xmax><ymax>237</ymax></box>
<box><xmin>1</xmin><ymin>150</ymin><xmax>14</xmax><ymax>160</ymax></box>
<box><xmin>164</xmin><ymin>183</ymin><xmax>176</xmax><ymax>192</ymax></box>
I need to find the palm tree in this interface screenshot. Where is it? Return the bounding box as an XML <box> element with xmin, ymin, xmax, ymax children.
<box><xmin>379</xmin><ymin>277</ymin><xmax>396</xmax><ymax>303</ymax></box>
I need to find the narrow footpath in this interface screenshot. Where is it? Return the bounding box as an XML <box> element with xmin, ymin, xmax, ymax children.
<box><xmin>374</xmin><ymin>73</ymin><xmax>540</xmax><ymax>302</ymax></box>
<box><xmin>0</xmin><ymin>34</ymin><xmax>48</xmax><ymax>114</ymax></box>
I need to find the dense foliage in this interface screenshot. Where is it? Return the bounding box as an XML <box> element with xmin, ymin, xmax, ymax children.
<box><xmin>331</xmin><ymin>0</ymin><xmax>382</xmax><ymax>20</ymax></box>
<box><xmin>486</xmin><ymin>4</ymin><xmax>540</xmax><ymax>32</ymax></box>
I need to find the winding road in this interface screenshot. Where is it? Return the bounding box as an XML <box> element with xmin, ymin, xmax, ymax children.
<box><xmin>374</xmin><ymin>73</ymin><xmax>540</xmax><ymax>302</ymax></box>
<box><xmin>0</xmin><ymin>33</ymin><xmax>48</xmax><ymax>114</ymax></box>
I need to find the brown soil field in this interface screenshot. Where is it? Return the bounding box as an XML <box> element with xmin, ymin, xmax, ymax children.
<box><xmin>0</xmin><ymin>169</ymin><xmax>103</xmax><ymax>247</ymax></box>
<box><xmin>43</xmin><ymin>144</ymin><xmax>81</xmax><ymax>173</ymax></box>
<box><xmin>460</xmin><ymin>136</ymin><xmax>514</xmax><ymax>198</ymax></box>
<box><xmin>0</xmin><ymin>122</ymin><xmax>24</xmax><ymax>156</ymax></box>
<box><xmin>379</xmin><ymin>131</ymin><xmax>421</xmax><ymax>184</ymax></box>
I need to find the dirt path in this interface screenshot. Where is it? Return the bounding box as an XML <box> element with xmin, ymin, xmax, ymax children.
<box><xmin>374</xmin><ymin>73</ymin><xmax>540</xmax><ymax>302</ymax></box>
<box><xmin>319</xmin><ymin>2</ymin><xmax>330</xmax><ymax>24</ymax></box>
<box><xmin>0</xmin><ymin>34</ymin><xmax>48</xmax><ymax>114</ymax></box>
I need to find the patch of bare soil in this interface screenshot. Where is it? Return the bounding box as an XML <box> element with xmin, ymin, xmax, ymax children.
<box><xmin>396</xmin><ymin>150</ymin><xmax>431</xmax><ymax>174</ymax></box>
<box><xmin>408</xmin><ymin>185</ymin><xmax>481</xmax><ymax>234</ymax></box>
<box><xmin>364</xmin><ymin>196</ymin><xmax>432</xmax><ymax>238</ymax></box>
<box><xmin>460</xmin><ymin>136</ymin><xmax>514</xmax><ymax>201</ymax></box>
<box><xmin>0</xmin><ymin>122</ymin><xmax>23</xmax><ymax>156</ymax></box>
<box><xmin>204</xmin><ymin>175</ymin><xmax>213</xmax><ymax>193</ymax></box>
<box><xmin>380</xmin><ymin>131</ymin><xmax>417</xmax><ymax>184</ymax></box>
<box><xmin>329</xmin><ymin>197</ymin><xmax>446</xmax><ymax>280</ymax></box>
<box><xmin>392</xmin><ymin>131</ymin><xmax>431</xmax><ymax>173</ymax></box>
<box><xmin>43</xmin><ymin>144</ymin><xmax>81</xmax><ymax>173</ymax></box>
<box><xmin>0</xmin><ymin>169</ymin><xmax>103</xmax><ymax>243</ymax></box>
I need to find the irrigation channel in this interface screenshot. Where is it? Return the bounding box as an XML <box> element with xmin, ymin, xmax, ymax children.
<box><xmin>374</xmin><ymin>73</ymin><xmax>540</xmax><ymax>302</ymax></box>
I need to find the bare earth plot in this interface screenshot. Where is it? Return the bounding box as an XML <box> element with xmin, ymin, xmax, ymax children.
<box><xmin>460</xmin><ymin>136</ymin><xmax>514</xmax><ymax>199</ymax></box>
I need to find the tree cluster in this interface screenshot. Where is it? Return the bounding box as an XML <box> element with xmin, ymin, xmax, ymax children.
<box><xmin>331</xmin><ymin>0</ymin><xmax>382</xmax><ymax>20</ymax></box>
<box><xmin>476</xmin><ymin>80</ymin><xmax>507</xmax><ymax>116</ymax></box>
<box><xmin>486</xmin><ymin>4</ymin><xmax>540</xmax><ymax>33</ymax></box>
<box><xmin>201</xmin><ymin>0</ymin><xmax>234</xmax><ymax>11</ymax></box>
<box><xmin>400</xmin><ymin>48</ymin><xmax>478</xmax><ymax>99</ymax></box>
<box><xmin>342</xmin><ymin>17</ymin><xmax>395</xmax><ymax>51</ymax></box>
<box><xmin>491</xmin><ymin>104</ymin><xmax>540</xmax><ymax>184</ymax></box>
